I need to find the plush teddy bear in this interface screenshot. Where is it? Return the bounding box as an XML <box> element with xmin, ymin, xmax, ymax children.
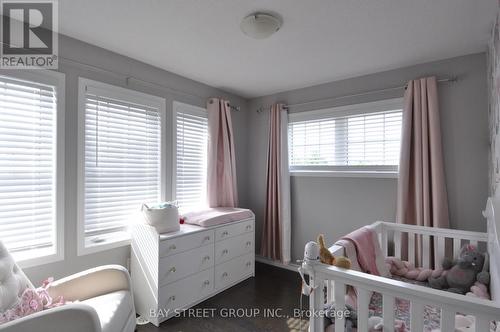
<box><xmin>428</xmin><ymin>244</ymin><xmax>490</xmax><ymax>294</ymax></box>
<box><xmin>317</xmin><ymin>234</ymin><xmax>351</xmax><ymax>269</ymax></box>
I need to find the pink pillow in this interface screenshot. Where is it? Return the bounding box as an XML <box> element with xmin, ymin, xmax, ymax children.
<box><xmin>0</xmin><ymin>278</ymin><xmax>67</xmax><ymax>324</ymax></box>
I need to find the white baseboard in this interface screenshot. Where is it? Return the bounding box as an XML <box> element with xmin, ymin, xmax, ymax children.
<box><xmin>255</xmin><ymin>255</ymin><xmax>300</xmax><ymax>273</ymax></box>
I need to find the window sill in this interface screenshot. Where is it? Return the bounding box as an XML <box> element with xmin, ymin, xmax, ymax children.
<box><xmin>78</xmin><ymin>230</ymin><xmax>131</xmax><ymax>256</ymax></box>
<box><xmin>290</xmin><ymin>170</ymin><xmax>399</xmax><ymax>179</ymax></box>
<box><xmin>13</xmin><ymin>247</ymin><xmax>64</xmax><ymax>269</ymax></box>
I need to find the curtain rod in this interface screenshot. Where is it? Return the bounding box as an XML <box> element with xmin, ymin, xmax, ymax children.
<box><xmin>256</xmin><ymin>77</ymin><xmax>457</xmax><ymax>113</ymax></box>
<box><xmin>0</xmin><ymin>40</ymin><xmax>242</xmax><ymax>112</ymax></box>
<box><xmin>58</xmin><ymin>57</ymin><xmax>242</xmax><ymax>111</ymax></box>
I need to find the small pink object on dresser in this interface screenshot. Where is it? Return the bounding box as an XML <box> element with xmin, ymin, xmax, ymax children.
<box><xmin>183</xmin><ymin>208</ymin><xmax>253</xmax><ymax>227</ymax></box>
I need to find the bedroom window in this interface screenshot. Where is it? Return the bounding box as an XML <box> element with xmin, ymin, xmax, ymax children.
<box><xmin>0</xmin><ymin>71</ymin><xmax>65</xmax><ymax>267</ymax></box>
<box><xmin>288</xmin><ymin>98</ymin><xmax>403</xmax><ymax>176</ymax></box>
<box><xmin>173</xmin><ymin>102</ymin><xmax>208</xmax><ymax>213</ymax></box>
<box><xmin>78</xmin><ymin>78</ymin><xmax>165</xmax><ymax>254</ymax></box>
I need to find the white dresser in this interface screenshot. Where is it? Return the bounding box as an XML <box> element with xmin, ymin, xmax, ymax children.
<box><xmin>130</xmin><ymin>216</ymin><xmax>255</xmax><ymax>326</ymax></box>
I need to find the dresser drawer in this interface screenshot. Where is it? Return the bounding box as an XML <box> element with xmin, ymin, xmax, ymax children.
<box><xmin>215</xmin><ymin>253</ymin><xmax>254</xmax><ymax>290</ymax></box>
<box><xmin>215</xmin><ymin>232</ymin><xmax>254</xmax><ymax>265</ymax></box>
<box><xmin>159</xmin><ymin>244</ymin><xmax>214</xmax><ymax>286</ymax></box>
<box><xmin>160</xmin><ymin>230</ymin><xmax>214</xmax><ymax>257</ymax></box>
<box><xmin>159</xmin><ymin>268</ymin><xmax>214</xmax><ymax>314</ymax></box>
<box><xmin>215</xmin><ymin>219</ymin><xmax>254</xmax><ymax>241</ymax></box>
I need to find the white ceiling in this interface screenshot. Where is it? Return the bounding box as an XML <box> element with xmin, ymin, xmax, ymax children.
<box><xmin>59</xmin><ymin>0</ymin><xmax>498</xmax><ymax>98</ymax></box>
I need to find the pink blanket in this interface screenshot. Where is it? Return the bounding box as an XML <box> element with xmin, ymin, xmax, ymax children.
<box><xmin>182</xmin><ymin>208</ymin><xmax>253</xmax><ymax>227</ymax></box>
<box><xmin>340</xmin><ymin>226</ymin><xmax>385</xmax><ymax>276</ymax></box>
<box><xmin>335</xmin><ymin>226</ymin><xmax>389</xmax><ymax>309</ymax></box>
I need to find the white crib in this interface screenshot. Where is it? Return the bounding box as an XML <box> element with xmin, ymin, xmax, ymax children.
<box><xmin>303</xmin><ymin>197</ymin><xmax>500</xmax><ymax>332</ymax></box>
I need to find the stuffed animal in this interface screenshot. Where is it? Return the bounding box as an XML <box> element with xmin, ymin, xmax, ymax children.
<box><xmin>323</xmin><ymin>302</ymin><xmax>357</xmax><ymax>332</ymax></box>
<box><xmin>368</xmin><ymin>316</ymin><xmax>384</xmax><ymax>331</ymax></box>
<box><xmin>317</xmin><ymin>234</ymin><xmax>352</xmax><ymax>269</ymax></box>
<box><xmin>430</xmin><ymin>314</ymin><xmax>476</xmax><ymax>332</ymax></box>
<box><xmin>0</xmin><ymin>242</ymin><xmax>31</xmax><ymax>312</ymax></box>
<box><xmin>428</xmin><ymin>244</ymin><xmax>490</xmax><ymax>294</ymax></box>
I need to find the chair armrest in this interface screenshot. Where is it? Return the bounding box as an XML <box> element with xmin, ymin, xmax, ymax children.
<box><xmin>0</xmin><ymin>303</ymin><xmax>101</xmax><ymax>332</ymax></box>
<box><xmin>48</xmin><ymin>265</ymin><xmax>131</xmax><ymax>302</ymax></box>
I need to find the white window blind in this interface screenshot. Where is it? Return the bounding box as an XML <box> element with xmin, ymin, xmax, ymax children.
<box><xmin>83</xmin><ymin>85</ymin><xmax>162</xmax><ymax>237</ymax></box>
<box><xmin>289</xmin><ymin>99</ymin><xmax>403</xmax><ymax>172</ymax></box>
<box><xmin>0</xmin><ymin>76</ymin><xmax>57</xmax><ymax>255</ymax></box>
<box><xmin>174</xmin><ymin>102</ymin><xmax>208</xmax><ymax>212</ymax></box>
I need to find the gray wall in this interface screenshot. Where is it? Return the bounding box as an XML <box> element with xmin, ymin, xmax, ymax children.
<box><xmin>21</xmin><ymin>38</ymin><xmax>488</xmax><ymax>281</ymax></box>
<box><xmin>23</xmin><ymin>34</ymin><xmax>249</xmax><ymax>284</ymax></box>
<box><xmin>246</xmin><ymin>53</ymin><xmax>489</xmax><ymax>262</ymax></box>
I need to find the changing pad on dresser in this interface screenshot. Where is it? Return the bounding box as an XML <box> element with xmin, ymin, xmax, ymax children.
<box><xmin>183</xmin><ymin>208</ymin><xmax>254</xmax><ymax>227</ymax></box>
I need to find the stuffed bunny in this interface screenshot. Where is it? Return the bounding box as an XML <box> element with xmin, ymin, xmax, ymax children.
<box><xmin>429</xmin><ymin>244</ymin><xmax>490</xmax><ymax>294</ymax></box>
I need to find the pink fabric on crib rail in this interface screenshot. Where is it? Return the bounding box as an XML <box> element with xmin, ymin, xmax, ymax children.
<box><xmin>341</xmin><ymin>226</ymin><xmax>383</xmax><ymax>276</ymax></box>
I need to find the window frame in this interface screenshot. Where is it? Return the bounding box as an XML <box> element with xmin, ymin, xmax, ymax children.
<box><xmin>288</xmin><ymin>98</ymin><xmax>403</xmax><ymax>178</ymax></box>
<box><xmin>0</xmin><ymin>69</ymin><xmax>66</xmax><ymax>268</ymax></box>
<box><xmin>77</xmin><ymin>78</ymin><xmax>166</xmax><ymax>256</ymax></box>
<box><xmin>172</xmin><ymin>101</ymin><xmax>208</xmax><ymax>212</ymax></box>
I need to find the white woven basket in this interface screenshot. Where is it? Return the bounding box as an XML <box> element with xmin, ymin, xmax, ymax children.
<box><xmin>141</xmin><ymin>204</ymin><xmax>180</xmax><ymax>234</ymax></box>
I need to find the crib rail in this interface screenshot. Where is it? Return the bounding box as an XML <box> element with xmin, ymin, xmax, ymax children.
<box><xmin>373</xmin><ymin>221</ymin><xmax>488</xmax><ymax>269</ymax></box>
<box><xmin>306</xmin><ymin>262</ymin><xmax>500</xmax><ymax>332</ymax></box>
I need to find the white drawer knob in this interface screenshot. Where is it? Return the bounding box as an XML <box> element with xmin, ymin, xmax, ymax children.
<box><xmin>221</xmin><ymin>272</ymin><xmax>228</xmax><ymax>278</ymax></box>
<box><xmin>246</xmin><ymin>225</ymin><xmax>252</xmax><ymax>230</ymax></box>
<box><xmin>222</xmin><ymin>231</ymin><xmax>229</xmax><ymax>237</ymax></box>
<box><xmin>203</xmin><ymin>280</ymin><xmax>210</xmax><ymax>286</ymax></box>
<box><xmin>204</xmin><ymin>236</ymin><xmax>211</xmax><ymax>242</ymax></box>
<box><xmin>169</xmin><ymin>244</ymin><xmax>176</xmax><ymax>250</ymax></box>
<box><xmin>203</xmin><ymin>255</ymin><xmax>210</xmax><ymax>262</ymax></box>
<box><xmin>246</xmin><ymin>261</ymin><xmax>251</xmax><ymax>267</ymax></box>
<box><xmin>169</xmin><ymin>295</ymin><xmax>176</xmax><ymax>302</ymax></box>
<box><xmin>246</xmin><ymin>241</ymin><xmax>252</xmax><ymax>247</ymax></box>
<box><xmin>222</xmin><ymin>249</ymin><xmax>229</xmax><ymax>255</ymax></box>
<box><xmin>169</xmin><ymin>267</ymin><xmax>176</xmax><ymax>273</ymax></box>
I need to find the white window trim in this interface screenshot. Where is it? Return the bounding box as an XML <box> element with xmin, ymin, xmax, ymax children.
<box><xmin>172</xmin><ymin>101</ymin><xmax>207</xmax><ymax>208</ymax></box>
<box><xmin>0</xmin><ymin>69</ymin><xmax>66</xmax><ymax>268</ymax></box>
<box><xmin>288</xmin><ymin>97</ymin><xmax>403</xmax><ymax>178</ymax></box>
<box><xmin>77</xmin><ymin>78</ymin><xmax>166</xmax><ymax>256</ymax></box>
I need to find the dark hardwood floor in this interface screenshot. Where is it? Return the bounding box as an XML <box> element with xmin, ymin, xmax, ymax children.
<box><xmin>137</xmin><ymin>262</ymin><xmax>309</xmax><ymax>332</ymax></box>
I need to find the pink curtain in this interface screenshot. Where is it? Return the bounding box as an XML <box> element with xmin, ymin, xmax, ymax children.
<box><xmin>397</xmin><ymin>77</ymin><xmax>450</xmax><ymax>264</ymax></box>
<box><xmin>207</xmin><ymin>98</ymin><xmax>238</xmax><ymax>207</ymax></box>
<box><xmin>261</xmin><ymin>104</ymin><xmax>288</xmax><ymax>262</ymax></box>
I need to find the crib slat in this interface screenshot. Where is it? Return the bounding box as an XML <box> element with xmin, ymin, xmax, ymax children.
<box><xmin>422</xmin><ymin>234</ymin><xmax>430</xmax><ymax>268</ymax></box>
<box><xmin>394</xmin><ymin>231</ymin><xmax>401</xmax><ymax>258</ymax></box>
<box><xmin>327</xmin><ymin>280</ymin><xmax>333</xmax><ymax>303</ymax></box>
<box><xmin>435</xmin><ymin>236</ymin><xmax>445</xmax><ymax>268</ymax></box>
<box><xmin>382</xmin><ymin>294</ymin><xmax>394</xmax><ymax>332</ymax></box>
<box><xmin>475</xmin><ymin>315</ymin><xmax>490</xmax><ymax>332</ymax></box>
<box><xmin>408</xmin><ymin>232</ymin><xmax>415</xmax><ymax>265</ymax></box>
<box><xmin>381</xmin><ymin>230</ymin><xmax>388</xmax><ymax>256</ymax></box>
<box><xmin>410</xmin><ymin>301</ymin><xmax>424</xmax><ymax>332</ymax></box>
<box><xmin>309</xmin><ymin>273</ymin><xmax>325</xmax><ymax>332</ymax></box>
<box><xmin>453</xmin><ymin>238</ymin><xmax>461</xmax><ymax>259</ymax></box>
<box><xmin>334</xmin><ymin>282</ymin><xmax>346</xmax><ymax>332</ymax></box>
<box><xmin>441</xmin><ymin>308</ymin><xmax>455</xmax><ymax>332</ymax></box>
<box><xmin>357</xmin><ymin>289</ymin><xmax>370</xmax><ymax>332</ymax></box>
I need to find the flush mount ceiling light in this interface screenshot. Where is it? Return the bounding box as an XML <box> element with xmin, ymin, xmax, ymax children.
<box><xmin>240</xmin><ymin>12</ymin><xmax>282</xmax><ymax>39</ymax></box>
